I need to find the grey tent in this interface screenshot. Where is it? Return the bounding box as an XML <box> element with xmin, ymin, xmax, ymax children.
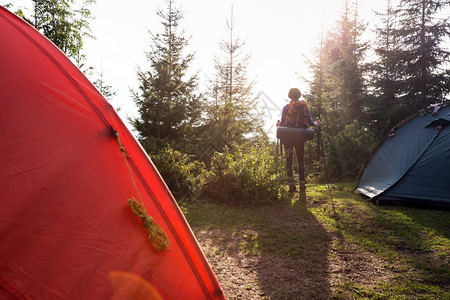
<box><xmin>356</xmin><ymin>104</ymin><xmax>450</xmax><ymax>207</ymax></box>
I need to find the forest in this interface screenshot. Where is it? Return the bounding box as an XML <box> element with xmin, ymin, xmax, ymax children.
<box><xmin>6</xmin><ymin>0</ymin><xmax>450</xmax><ymax>203</ymax></box>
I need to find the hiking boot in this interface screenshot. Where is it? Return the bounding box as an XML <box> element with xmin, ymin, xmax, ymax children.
<box><xmin>299</xmin><ymin>180</ymin><xmax>306</xmax><ymax>190</ymax></box>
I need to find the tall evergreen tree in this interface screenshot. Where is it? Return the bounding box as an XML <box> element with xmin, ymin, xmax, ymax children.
<box><xmin>93</xmin><ymin>67</ymin><xmax>117</xmax><ymax>102</ymax></box>
<box><xmin>303</xmin><ymin>7</ymin><xmax>328</xmax><ymax>181</ymax></box>
<box><xmin>306</xmin><ymin>0</ymin><xmax>371</xmax><ymax>179</ymax></box>
<box><xmin>368</xmin><ymin>0</ymin><xmax>406</xmax><ymax>138</ymax></box>
<box><xmin>394</xmin><ymin>0</ymin><xmax>450</xmax><ymax>111</ymax></box>
<box><xmin>131</xmin><ymin>0</ymin><xmax>202</xmax><ymax>156</ymax></box>
<box><xmin>201</xmin><ymin>7</ymin><xmax>265</xmax><ymax>158</ymax></box>
<box><xmin>368</xmin><ymin>0</ymin><xmax>450</xmax><ymax>138</ymax></box>
<box><xmin>319</xmin><ymin>0</ymin><xmax>368</xmax><ymax>135</ymax></box>
<box><xmin>16</xmin><ymin>0</ymin><xmax>96</xmax><ymax>69</ymax></box>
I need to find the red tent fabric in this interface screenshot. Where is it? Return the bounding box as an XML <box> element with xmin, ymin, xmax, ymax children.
<box><xmin>0</xmin><ymin>6</ymin><xmax>224</xmax><ymax>299</ymax></box>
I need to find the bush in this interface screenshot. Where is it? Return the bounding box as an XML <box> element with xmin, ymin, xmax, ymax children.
<box><xmin>327</xmin><ymin>120</ymin><xmax>377</xmax><ymax>179</ymax></box>
<box><xmin>199</xmin><ymin>143</ymin><xmax>288</xmax><ymax>205</ymax></box>
<box><xmin>150</xmin><ymin>147</ymin><xmax>204</xmax><ymax>203</ymax></box>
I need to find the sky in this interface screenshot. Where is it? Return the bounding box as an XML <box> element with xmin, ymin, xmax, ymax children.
<box><xmin>7</xmin><ymin>0</ymin><xmax>387</xmax><ymax>135</ymax></box>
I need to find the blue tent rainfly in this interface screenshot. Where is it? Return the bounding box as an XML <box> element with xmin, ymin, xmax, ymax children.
<box><xmin>356</xmin><ymin>104</ymin><xmax>450</xmax><ymax>208</ymax></box>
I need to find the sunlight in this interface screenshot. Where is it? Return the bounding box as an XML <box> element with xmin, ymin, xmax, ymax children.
<box><xmin>7</xmin><ymin>0</ymin><xmax>393</xmax><ymax>128</ymax></box>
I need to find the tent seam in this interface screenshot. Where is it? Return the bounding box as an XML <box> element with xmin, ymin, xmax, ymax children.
<box><xmin>127</xmin><ymin>158</ymin><xmax>216</xmax><ymax>299</ymax></box>
<box><xmin>0</xmin><ymin>7</ymin><xmax>110</xmax><ymax>128</ymax></box>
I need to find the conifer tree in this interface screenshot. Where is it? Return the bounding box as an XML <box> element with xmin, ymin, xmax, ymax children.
<box><xmin>201</xmin><ymin>7</ymin><xmax>265</xmax><ymax>158</ymax></box>
<box><xmin>131</xmin><ymin>0</ymin><xmax>202</xmax><ymax>155</ymax></box>
<box><xmin>306</xmin><ymin>0</ymin><xmax>370</xmax><ymax>179</ymax></box>
<box><xmin>368</xmin><ymin>0</ymin><xmax>406</xmax><ymax>138</ymax></box>
<box><xmin>368</xmin><ymin>0</ymin><xmax>450</xmax><ymax>137</ymax></box>
<box><xmin>16</xmin><ymin>0</ymin><xmax>96</xmax><ymax>69</ymax></box>
<box><xmin>393</xmin><ymin>0</ymin><xmax>450</xmax><ymax>111</ymax></box>
<box><xmin>93</xmin><ymin>67</ymin><xmax>116</xmax><ymax>102</ymax></box>
<box><xmin>319</xmin><ymin>0</ymin><xmax>368</xmax><ymax>135</ymax></box>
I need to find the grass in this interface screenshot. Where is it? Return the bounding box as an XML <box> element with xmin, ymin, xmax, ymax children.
<box><xmin>183</xmin><ymin>182</ymin><xmax>450</xmax><ymax>299</ymax></box>
<box><xmin>309</xmin><ymin>183</ymin><xmax>450</xmax><ymax>299</ymax></box>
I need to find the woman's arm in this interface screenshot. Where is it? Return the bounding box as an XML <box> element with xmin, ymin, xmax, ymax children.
<box><xmin>305</xmin><ymin>107</ymin><xmax>316</xmax><ymax>126</ymax></box>
<box><xmin>279</xmin><ymin>105</ymin><xmax>288</xmax><ymax>126</ymax></box>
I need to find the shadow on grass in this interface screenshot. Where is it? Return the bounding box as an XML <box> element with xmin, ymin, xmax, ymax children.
<box><xmin>253</xmin><ymin>190</ymin><xmax>332</xmax><ymax>299</ymax></box>
<box><xmin>185</xmin><ymin>190</ymin><xmax>332</xmax><ymax>299</ymax></box>
<box><xmin>320</xmin><ymin>186</ymin><xmax>450</xmax><ymax>298</ymax></box>
<box><xmin>360</xmin><ymin>203</ymin><xmax>450</xmax><ymax>293</ymax></box>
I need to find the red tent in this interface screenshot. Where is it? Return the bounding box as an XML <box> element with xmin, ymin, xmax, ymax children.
<box><xmin>0</xmin><ymin>6</ymin><xmax>224</xmax><ymax>299</ymax></box>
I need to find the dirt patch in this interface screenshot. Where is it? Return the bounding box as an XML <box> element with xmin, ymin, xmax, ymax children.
<box><xmin>328</xmin><ymin>239</ymin><xmax>395</xmax><ymax>286</ymax></box>
<box><xmin>197</xmin><ymin>231</ymin><xmax>264</xmax><ymax>299</ymax></box>
<box><xmin>196</xmin><ymin>228</ymin><xmax>331</xmax><ymax>299</ymax></box>
<box><xmin>191</xmin><ymin>195</ymin><xmax>396</xmax><ymax>299</ymax></box>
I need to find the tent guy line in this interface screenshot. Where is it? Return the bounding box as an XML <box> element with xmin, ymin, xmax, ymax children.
<box><xmin>113</xmin><ymin>127</ymin><xmax>172</xmax><ymax>252</ymax></box>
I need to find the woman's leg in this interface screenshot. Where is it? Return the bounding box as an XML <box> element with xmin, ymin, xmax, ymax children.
<box><xmin>294</xmin><ymin>141</ymin><xmax>306</xmax><ymax>189</ymax></box>
<box><xmin>284</xmin><ymin>140</ymin><xmax>295</xmax><ymax>191</ymax></box>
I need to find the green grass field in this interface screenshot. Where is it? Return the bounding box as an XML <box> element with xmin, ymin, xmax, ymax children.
<box><xmin>183</xmin><ymin>183</ymin><xmax>450</xmax><ymax>299</ymax></box>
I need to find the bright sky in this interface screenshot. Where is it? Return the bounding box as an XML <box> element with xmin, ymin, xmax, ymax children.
<box><xmin>7</xmin><ymin>0</ymin><xmax>386</xmax><ymax>135</ymax></box>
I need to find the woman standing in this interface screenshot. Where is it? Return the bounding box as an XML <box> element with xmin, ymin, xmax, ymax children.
<box><xmin>277</xmin><ymin>88</ymin><xmax>320</xmax><ymax>192</ymax></box>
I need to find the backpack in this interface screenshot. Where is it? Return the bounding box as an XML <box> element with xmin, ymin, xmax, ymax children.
<box><xmin>284</xmin><ymin>100</ymin><xmax>308</xmax><ymax>128</ymax></box>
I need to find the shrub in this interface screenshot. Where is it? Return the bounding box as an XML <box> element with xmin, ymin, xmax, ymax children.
<box><xmin>199</xmin><ymin>143</ymin><xmax>288</xmax><ymax>205</ymax></box>
<box><xmin>327</xmin><ymin>120</ymin><xmax>377</xmax><ymax>179</ymax></box>
<box><xmin>150</xmin><ymin>147</ymin><xmax>204</xmax><ymax>203</ymax></box>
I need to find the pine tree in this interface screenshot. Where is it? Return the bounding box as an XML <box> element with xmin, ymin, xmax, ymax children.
<box><xmin>93</xmin><ymin>66</ymin><xmax>117</xmax><ymax>102</ymax></box>
<box><xmin>320</xmin><ymin>0</ymin><xmax>368</xmax><ymax>135</ymax></box>
<box><xmin>306</xmin><ymin>0</ymin><xmax>371</xmax><ymax>179</ymax></box>
<box><xmin>200</xmin><ymin>6</ymin><xmax>265</xmax><ymax>158</ymax></box>
<box><xmin>395</xmin><ymin>0</ymin><xmax>450</xmax><ymax>111</ymax></box>
<box><xmin>303</xmin><ymin>7</ymin><xmax>328</xmax><ymax>181</ymax></box>
<box><xmin>131</xmin><ymin>0</ymin><xmax>202</xmax><ymax>156</ymax></box>
<box><xmin>368</xmin><ymin>0</ymin><xmax>406</xmax><ymax>138</ymax></box>
<box><xmin>16</xmin><ymin>0</ymin><xmax>96</xmax><ymax>69</ymax></box>
<box><xmin>368</xmin><ymin>0</ymin><xmax>450</xmax><ymax>138</ymax></box>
